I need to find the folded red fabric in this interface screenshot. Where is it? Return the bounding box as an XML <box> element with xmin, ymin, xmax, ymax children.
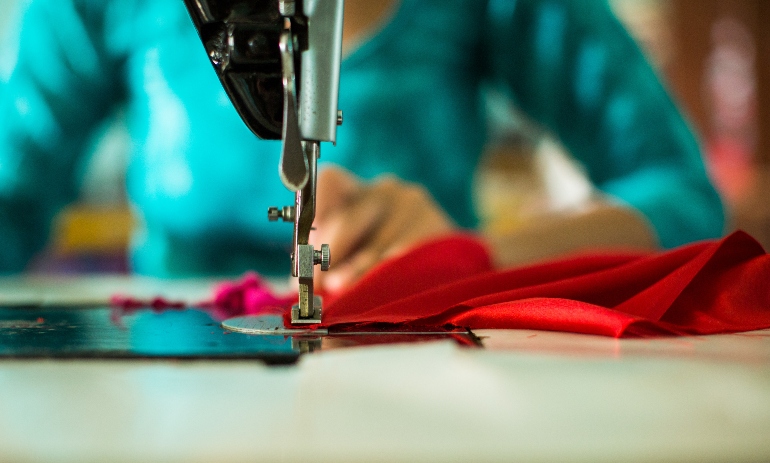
<box><xmin>313</xmin><ymin>231</ymin><xmax>770</xmax><ymax>337</ymax></box>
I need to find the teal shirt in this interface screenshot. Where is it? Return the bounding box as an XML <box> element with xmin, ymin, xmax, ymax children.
<box><xmin>0</xmin><ymin>0</ymin><xmax>725</xmax><ymax>276</ymax></box>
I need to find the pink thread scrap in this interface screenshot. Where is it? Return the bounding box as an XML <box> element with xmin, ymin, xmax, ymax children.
<box><xmin>109</xmin><ymin>294</ymin><xmax>187</xmax><ymax>327</ymax></box>
<box><xmin>109</xmin><ymin>272</ymin><xmax>294</xmax><ymax>326</ymax></box>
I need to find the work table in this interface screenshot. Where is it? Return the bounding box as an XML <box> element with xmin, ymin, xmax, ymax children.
<box><xmin>0</xmin><ymin>276</ymin><xmax>768</xmax><ymax>462</ymax></box>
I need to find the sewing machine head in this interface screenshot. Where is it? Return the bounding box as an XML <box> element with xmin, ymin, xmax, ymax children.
<box><xmin>181</xmin><ymin>0</ymin><xmax>344</xmax><ymax>324</ymax></box>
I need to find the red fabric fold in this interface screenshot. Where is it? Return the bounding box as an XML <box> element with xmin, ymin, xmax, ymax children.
<box><xmin>313</xmin><ymin>231</ymin><xmax>770</xmax><ymax>337</ymax></box>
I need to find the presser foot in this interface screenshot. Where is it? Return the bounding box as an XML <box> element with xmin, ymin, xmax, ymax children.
<box><xmin>291</xmin><ymin>295</ymin><xmax>323</xmax><ymax>325</ymax></box>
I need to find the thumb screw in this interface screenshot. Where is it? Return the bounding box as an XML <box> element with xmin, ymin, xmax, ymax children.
<box><xmin>314</xmin><ymin>244</ymin><xmax>331</xmax><ymax>271</ymax></box>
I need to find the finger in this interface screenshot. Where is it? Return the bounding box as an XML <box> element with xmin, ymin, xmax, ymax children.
<box><xmin>313</xmin><ymin>176</ymin><xmax>399</xmax><ymax>264</ymax></box>
<box><xmin>314</xmin><ymin>177</ymin><xmax>397</xmax><ymax>290</ymax></box>
<box><xmin>315</xmin><ymin>176</ymin><xmax>459</xmax><ymax>292</ymax></box>
<box><xmin>319</xmin><ymin>204</ymin><xmax>427</xmax><ymax>292</ymax></box>
<box><xmin>320</xmin><ymin>184</ymin><xmax>455</xmax><ymax>291</ymax></box>
<box><xmin>362</xmin><ymin>183</ymin><xmax>449</xmax><ymax>257</ymax></box>
<box><xmin>313</xmin><ymin>194</ymin><xmax>386</xmax><ymax>265</ymax></box>
<box><xmin>381</xmin><ymin>188</ymin><xmax>456</xmax><ymax>259</ymax></box>
<box><xmin>315</xmin><ymin>165</ymin><xmax>361</xmax><ymax>222</ymax></box>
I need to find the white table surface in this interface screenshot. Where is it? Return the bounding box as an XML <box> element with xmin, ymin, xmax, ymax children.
<box><xmin>0</xmin><ymin>276</ymin><xmax>768</xmax><ymax>463</ymax></box>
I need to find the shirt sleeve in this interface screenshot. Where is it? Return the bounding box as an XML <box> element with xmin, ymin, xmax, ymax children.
<box><xmin>0</xmin><ymin>0</ymin><xmax>125</xmax><ymax>272</ymax></box>
<box><xmin>483</xmin><ymin>0</ymin><xmax>725</xmax><ymax>248</ymax></box>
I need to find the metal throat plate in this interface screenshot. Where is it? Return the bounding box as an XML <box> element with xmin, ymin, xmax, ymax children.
<box><xmin>221</xmin><ymin>314</ymin><xmax>475</xmax><ymax>339</ymax></box>
<box><xmin>223</xmin><ymin>315</ymin><xmax>328</xmax><ymax>336</ymax></box>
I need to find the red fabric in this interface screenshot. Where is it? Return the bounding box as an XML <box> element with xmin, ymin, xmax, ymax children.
<box><xmin>311</xmin><ymin>231</ymin><xmax>770</xmax><ymax>337</ymax></box>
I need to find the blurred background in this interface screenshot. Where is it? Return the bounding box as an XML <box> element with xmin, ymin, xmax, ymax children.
<box><xmin>478</xmin><ymin>0</ymin><xmax>770</xmax><ymax>253</ymax></box>
<box><xmin>0</xmin><ymin>0</ymin><xmax>768</xmax><ymax>273</ymax></box>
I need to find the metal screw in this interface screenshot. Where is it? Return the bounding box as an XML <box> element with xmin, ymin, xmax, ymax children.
<box><xmin>268</xmin><ymin>206</ymin><xmax>295</xmax><ymax>222</ymax></box>
<box><xmin>337</xmin><ymin>110</ymin><xmax>343</xmax><ymax>126</ymax></box>
<box><xmin>314</xmin><ymin>244</ymin><xmax>331</xmax><ymax>271</ymax></box>
<box><xmin>205</xmin><ymin>31</ymin><xmax>226</xmax><ymax>66</ymax></box>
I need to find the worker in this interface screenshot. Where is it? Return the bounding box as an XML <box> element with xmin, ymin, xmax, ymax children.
<box><xmin>0</xmin><ymin>0</ymin><xmax>724</xmax><ymax>292</ymax></box>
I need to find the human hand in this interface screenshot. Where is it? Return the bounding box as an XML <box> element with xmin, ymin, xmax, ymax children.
<box><xmin>311</xmin><ymin>166</ymin><xmax>456</xmax><ymax>293</ymax></box>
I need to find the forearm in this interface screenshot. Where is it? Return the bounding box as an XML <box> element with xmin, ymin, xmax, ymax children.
<box><xmin>484</xmin><ymin>199</ymin><xmax>658</xmax><ymax>269</ymax></box>
<box><xmin>486</xmin><ymin>0</ymin><xmax>723</xmax><ymax>247</ymax></box>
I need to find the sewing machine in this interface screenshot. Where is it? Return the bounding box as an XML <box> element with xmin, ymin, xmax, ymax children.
<box><xmin>0</xmin><ymin>0</ymin><xmax>479</xmax><ymax>361</ymax></box>
<box><xmin>181</xmin><ymin>0</ymin><xmax>344</xmax><ymax>325</ymax></box>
